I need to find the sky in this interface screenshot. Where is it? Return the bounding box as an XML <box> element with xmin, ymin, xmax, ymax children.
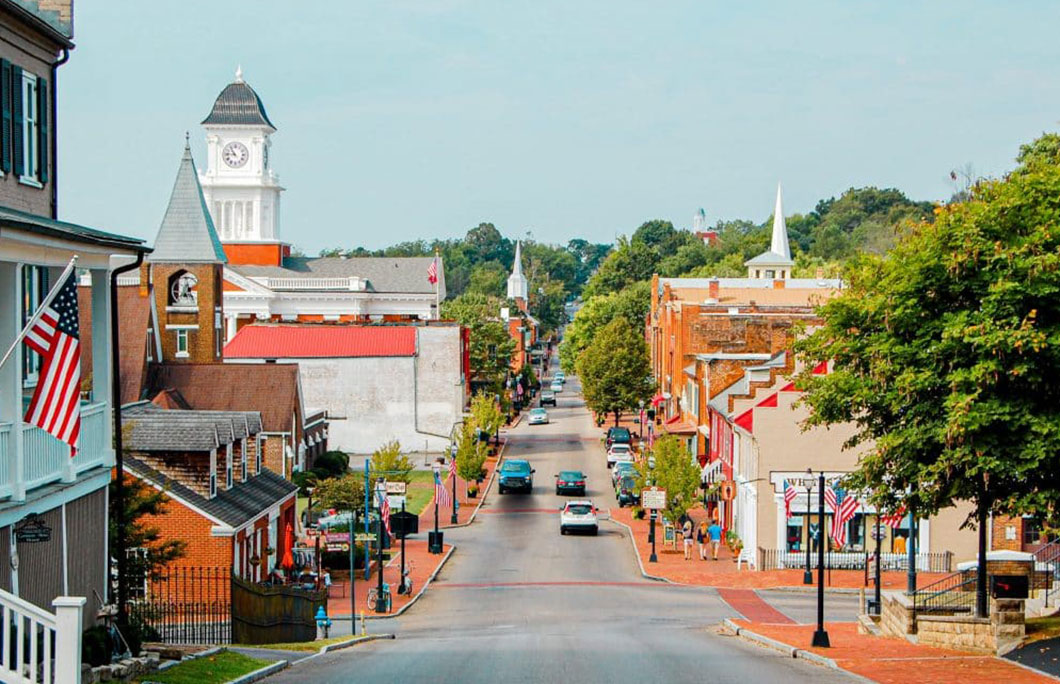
<box><xmin>58</xmin><ymin>1</ymin><xmax>1060</xmax><ymax>254</ymax></box>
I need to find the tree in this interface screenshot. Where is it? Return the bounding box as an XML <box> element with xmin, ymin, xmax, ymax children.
<box><xmin>111</xmin><ymin>477</ymin><xmax>186</xmax><ymax>582</ymax></box>
<box><xmin>576</xmin><ymin>318</ymin><xmax>654</xmax><ymax>425</ymax></box>
<box><xmin>314</xmin><ymin>473</ymin><xmax>366</xmax><ymax>513</ymax></box>
<box><xmin>369</xmin><ymin>440</ymin><xmax>413</xmax><ymax>484</ymax></box>
<box><xmin>633</xmin><ymin>435</ymin><xmax>700</xmax><ymax>524</ymax></box>
<box><xmin>469</xmin><ymin>391</ymin><xmax>504</xmax><ymax>443</ymax></box>
<box><xmin>466</xmin><ymin>261</ymin><xmax>509</xmax><ymax>297</ymax></box>
<box><xmin>559</xmin><ymin>281</ymin><xmax>650</xmax><ymax>374</ymax></box>
<box><xmin>442</xmin><ymin>293</ymin><xmax>516</xmax><ymax>391</ymax></box>
<box><xmin>581</xmin><ymin>238</ymin><xmax>659</xmax><ymax>299</ymax></box>
<box><xmin>794</xmin><ymin>139</ymin><xmax>1060</xmax><ymax>616</ymax></box>
<box><xmin>453</xmin><ymin>419</ymin><xmax>488</xmax><ymax>483</ymax></box>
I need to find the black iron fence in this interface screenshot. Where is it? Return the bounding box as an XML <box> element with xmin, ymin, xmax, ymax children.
<box><xmin>1036</xmin><ymin>540</ymin><xmax>1060</xmax><ymax>609</ymax></box>
<box><xmin>127</xmin><ymin>566</ymin><xmax>231</xmax><ymax>645</ymax></box>
<box><xmin>757</xmin><ymin>548</ymin><xmax>953</xmax><ymax>574</ymax></box>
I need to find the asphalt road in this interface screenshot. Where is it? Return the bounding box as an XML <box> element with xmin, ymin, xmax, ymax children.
<box><xmin>268</xmin><ymin>368</ymin><xmax>855</xmax><ymax>683</ymax></box>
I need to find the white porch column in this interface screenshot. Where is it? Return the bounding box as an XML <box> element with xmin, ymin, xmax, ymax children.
<box><xmin>225</xmin><ymin>314</ymin><xmax>238</xmax><ymax>343</ymax></box>
<box><xmin>90</xmin><ymin>268</ymin><xmax>114</xmax><ymax>467</ymax></box>
<box><xmin>52</xmin><ymin>596</ymin><xmax>86</xmax><ymax>684</ymax></box>
<box><xmin>0</xmin><ymin>262</ymin><xmax>25</xmax><ymax>501</ymax></box>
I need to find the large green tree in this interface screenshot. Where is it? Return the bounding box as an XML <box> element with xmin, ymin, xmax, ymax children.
<box><xmin>442</xmin><ymin>293</ymin><xmax>516</xmax><ymax>391</ymax></box>
<box><xmin>795</xmin><ymin>139</ymin><xmax>1060</xmax><ymax>616</ymax></box>
<box><xmin>633</xmin><ymin>435</ymin><xmax>701</xmax><ymax>524</ymax></box>
<box><xmin>577</xmin><ymin>318</ymin><xmax>654</xmax><ymax>425</ymax></box>
<box><xmin>559</xmin><ymin>281</ymin><xmax>650</xmax><ymax>374</ymax></box>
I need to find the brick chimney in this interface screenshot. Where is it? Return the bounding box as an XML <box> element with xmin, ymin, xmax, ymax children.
<box><xmin>139</xmin><ymin>262</ymin><xmax>150</xmax><ymax>298</ymax></box>
<box><xmin>773</xmin><ymin>279</ymin><xmax>785</xmax><ymax>289</ymax></box>
<box><xmin>708</xmin><ymin>279</ymin><xmax>719</xmax><ymax>301</ymax></box>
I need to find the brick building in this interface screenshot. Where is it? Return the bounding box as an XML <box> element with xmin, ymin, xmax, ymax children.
<box><xmin>121</xmin><ymin>403</ymin><xmax>297</xmax><ymax>579</ymax></box>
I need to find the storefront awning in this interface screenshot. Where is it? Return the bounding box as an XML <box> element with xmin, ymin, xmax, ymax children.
<box><xmin>662</xmin><ymin>416</ymin><xmax>697</xmax><ymax>434</ymax></box>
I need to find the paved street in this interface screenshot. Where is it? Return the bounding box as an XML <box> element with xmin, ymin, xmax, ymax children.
<box><xmin>270</xmin><ymin>367</ymin><xmax>858</xmax><ymax>683</ymax></box>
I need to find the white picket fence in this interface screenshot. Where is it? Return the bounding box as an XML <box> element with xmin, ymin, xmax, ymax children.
<box><xmin>0</xmin><ymin>589</ymin><xmax>83</xmax><ymax>684</ymax></box>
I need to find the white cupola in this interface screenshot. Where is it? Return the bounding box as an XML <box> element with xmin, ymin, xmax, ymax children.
<box><xmin>507</xmin><ymin>240</ymin><xmax>529</xmax><ymax>303</ymax></box>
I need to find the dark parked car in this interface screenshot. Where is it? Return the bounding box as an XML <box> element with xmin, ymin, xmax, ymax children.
<box><xmin>616</xmin><ymin>476</ymin><xmax>639</xmax><ymax>507</ymax></box>
<box><xmin>555</xmin><ymin>470</ymin><xmax>586</xmax><ymax>496</ymax></box>
<box><xmin>498</xmin><ymin>459</ymin><xmax>535</xmax><ymax>494</ymax></box>
<box><xmin>605</xmin><ymin>426</ymin><xmax>632</xmax><ymax>449</ymax></box>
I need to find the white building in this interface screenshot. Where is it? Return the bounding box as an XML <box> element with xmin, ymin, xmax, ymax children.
<box><xmin>224</xmin><ymin>323</ymin><xmax>468</xmax><ymax>455</ymax></box>
<box><xmin>191</xmin><ymin>68</ymin><xmax>445</xmax><ymax>336</ymax></box>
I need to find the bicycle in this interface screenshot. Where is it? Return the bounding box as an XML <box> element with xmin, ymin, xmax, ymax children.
<box><xmin>366</xmin><ymin>584</ymin><xmax>392</xmax><ymax>613</ymax></box>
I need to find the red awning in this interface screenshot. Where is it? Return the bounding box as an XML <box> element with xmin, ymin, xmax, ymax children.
<box><xmin>662</xmin><ymin>417</ymin><xmax>697</xmax><ymax>434</ymax></box>
<box><xmin>651</xmin><ymin>394</ymin><xmax>665</xmax><ymax>407</ymax></box>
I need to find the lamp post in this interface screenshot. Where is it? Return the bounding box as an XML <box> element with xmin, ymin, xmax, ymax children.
<box><xmin>873</xmin><ymin>512</ymin><xmax>882</xmax><ymax>615</ymax></box>
<box><xmin>802</xmin><ymin>468</ymin><xmax>814</xmax><ymax>585</ymax></box>
<box><xmin>374</xmin><ymin>479</ymin><xmax>386</xmax><ymax>613</ymax></box>
<box><xmin>347</xmin><ymin>509</ymin><xmax>356</xmax><ymax>625</ymax></box>
<box><xmin>306</xmin><ymin>486</ymin><xmax>318</xmax><ymax>573</ymax></box>
<box><xmin>906</xmin><ymin>503</ymin><xmax>917</xmax><ymax>594</ymax></box>
<box><xmin>450</xmin><ymin>447</ymin><xmax>459</xmax><ymax>525</ymax></box>
<box><xmin>812</xmin><ymin>471</ymin><xmax>831</xmax><ymax>648</ymax></box>
<box><xmin>648</xmin><ymin>454</ymin><xmax>658</xmax><ymax>563</ymax></box>
<box><xmin>430</xmin><ymin>460</ymin><xmax>443</xmax><ymax>554</ymax></box>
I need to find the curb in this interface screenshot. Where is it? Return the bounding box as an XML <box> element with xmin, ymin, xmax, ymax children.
<box><xmin>606</xmin><ymin>516</ymin><xmax>674</xmax><ymax>584</ymax></box>
<box><xmin>723</xmin><ymin>620</ymin><xmax>876</xmax><ymax>683</ymax></box>
<box><xmin>319</xmin><ymin>633</ymin><xmax>396</xmax><ymax>654</ymax></box>
<box><xmin>1006</xmin><ymin>657</ymin><xmax>1060</xmax><ymax>683</ymax></box>
<box><xmin>156</xmin><ymin>645</ymin><xmax>225</xmax><ymax>672</ymax></box>
<box><xmin>365</xmin><ymin>544</ymin><xmax>456</xmax><ymax>619</ymax></box>
<box><xmin>225</xmin><ymin>659</ymin><xmax>289</xmax><ymax>684</ymax></box>
<box><xmin>446</xmin><ymin>435</ymin><xmax>507</xmax><ymax>529</ymax></box>
<box><xmin>765</xmin><ymin>585</ymin><xmax>864</xmax><ymax>596</ymax></box>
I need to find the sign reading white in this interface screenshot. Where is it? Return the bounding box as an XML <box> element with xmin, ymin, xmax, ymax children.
<box><xmin>385</xmin><ymin>482</ymin><xmax>407</xmax><ymax>494</ymax></box>
<box><xmin>641</xmin><ymin>487</ymin><xmax>667</xmax><ymax>510</ymax></box>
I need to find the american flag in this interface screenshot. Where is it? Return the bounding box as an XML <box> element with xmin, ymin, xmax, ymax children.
<box><xmin>378</xmin><ymin>491</ymin><xmax>391</xmax><ymax>537</ymax></box>
<box><xmin>427</xmin><ymin>257</ymin><xmax>438</xmax><ymax>285</ymax></box>
<box><xmin>435</xmin><ymin>469</ymin><xmax>451</xmax><ymax>508</ymax></box>
<box><xmin>448</xmin><ymin>454</ymin><xmax>457</xmax><ymax>479</ymax></box>
<box><xmin>783</xmin><ymin>479</ymin><xmax>797</xmax><ymax>519</ymax></box>
<box><xmin>881</xmin><ymin>505</ymin><xmax>907</xmax><ymax>529</ymax></box>
<box><xmin>829</xmin><ymin>486</ymin><xmax>860</xmax><ymax>547</ymax></box>
<box><xmin>23</xmin><ymin>270</ymin><xmax>81</xmax><ymax>453</ymax></box>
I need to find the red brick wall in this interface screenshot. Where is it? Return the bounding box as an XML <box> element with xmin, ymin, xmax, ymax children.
<box><xmin>992</xmin><ymin>515</ymin><xmax>1023</xmax><ymax>552</ymax></box>
<box><xmin>140</xmin><ymin>488</ymin><xmax>232</xmax><ymax>569</ymax></box>
<box><xmin>151</xmin><ymin>263</ymin><xmax>225</xmax><ymax>364</ymax></box>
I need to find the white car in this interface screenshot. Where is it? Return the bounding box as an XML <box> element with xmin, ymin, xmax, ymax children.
<box><xmin>550</xmin><ymin>381</ymin><xmax>563</xmax><ymax>393</ymax></box>
<box><xmin>528</xmin><ymin>408</ymin><xmax>549</xmax><ymax>425</ymax></box>
<box><xmin>606</xmin><ymin>443</ymin><xmax>634</xmax><ymax>468</ymax></box>
<box><xmin>554</xmin><ymin>372</ymin><xmax>566</xmax><ymax>384</ymax></box>
<box><xmin>559</xmin><ymin>500</ymin><xmax>598</xmax><ymax>535</ymax></box>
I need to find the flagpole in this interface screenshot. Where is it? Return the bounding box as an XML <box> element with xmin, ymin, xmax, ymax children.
<box><xmin>433</xmin><ymin>249</ymin><xmax>440</xmax><ymax>319</ymax></box>
<box><xmin>0</xmin><ymin>255</ymin><xmax>77</xmax><ymax>371</ymax></box>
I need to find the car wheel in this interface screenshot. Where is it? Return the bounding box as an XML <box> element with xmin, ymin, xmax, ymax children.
<box><xmin>499</xmin><ymin>486</ymin><xmax>506</xmax><ymax>494</ymax></box>
<box><xmin>555</xmin><ymin>488</ymin><xmax>561</xmax><ymax>495</ymax></box>
<box><xmin>560</xmin><ymin>527</ymin><xmax>567</xmax><ymax>535</ymax></box>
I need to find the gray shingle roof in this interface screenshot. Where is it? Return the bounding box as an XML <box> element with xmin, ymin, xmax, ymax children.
<box><xmin>744</xmin><ymin>250</ymin><xmax>795</xmax><ymax>266</ymax></box>
<box><xmin>0</xmin><ymin>204</ymin><xmax>147</xmax><ymax>253</ymax></box>
<box><xmin>232</xmin><ymin>256</ymin><xmax>444</xmax><ymax>295</ymax></box>
<box><xmin>122</xmin><ymin>404</ymin><xmax>263</xmax><ymax>451</ymax></box>
<box><xmin>124</xmin><ymin>402</ymin><xmax>262</xmax><ymax>439</ymax></box>
<box><xmin>148</xmin><ymin>144</ymin><xmax>227</xmax><ymax>264</ymax></box>
<box><xmin>126</xmin><ymin>456</ymin><xmax>297</xmax><ymax>529</ymax></box>
<box><xmin>202</xmin><ymin>79</ymin><xmax>276</xmax><ymax>129</ymax></box>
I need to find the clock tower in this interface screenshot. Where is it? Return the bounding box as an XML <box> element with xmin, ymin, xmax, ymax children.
<box><xmin>199</xmin><ymin>66</ymin><xmax>288</xmax><ymax>266</ymax></box>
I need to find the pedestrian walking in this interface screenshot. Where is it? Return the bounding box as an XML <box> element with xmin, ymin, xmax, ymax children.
<box><xmin>708</xmin><ymin>520</ymin><xmax>723</xmax><ymax>560</ymax></box>
<box><xmin>696</xmin><ymin>520</ymin><xmax>709</xmax><ymax>560</ymax></box>
<box><xmin>682</xmin><ymin>520</ymin><xmax>694</xmax><ymax>560</ymax></box>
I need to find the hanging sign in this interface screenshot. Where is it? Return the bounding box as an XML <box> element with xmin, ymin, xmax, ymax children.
<box><xmin>14</xmin><ymin>514</ymin><xmax>51</xmax><ymax>544</ymax></box>
<box><xmin>641</xmin><ymin>487</ymin><xmax>667</xmax><ymax>510</ymax></box>
<box><xmin>719</xmin><ymin>480</ymin><xmax>736</xmax><ymax>502</ymax></box>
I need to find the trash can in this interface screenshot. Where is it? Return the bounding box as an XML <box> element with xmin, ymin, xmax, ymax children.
<box><xmin>428</xmin><ymin>531</ymin><xmax>444</xmax><ymax>554</ymax></box>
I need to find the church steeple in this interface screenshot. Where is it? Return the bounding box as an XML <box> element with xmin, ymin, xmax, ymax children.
<box><xmin>744</xmin><ymin>182</ymin><xmax>795</xmax><ymax>280</ymax></box>
<box><xmin>507</xmin><ymin>240</ymin><xmax>529</xmax><ymax>302</ymax></box>
<box><xmin>149</xmin><ymin>140</ymin><xmax>227</xmax><ymax>264</ymax></box>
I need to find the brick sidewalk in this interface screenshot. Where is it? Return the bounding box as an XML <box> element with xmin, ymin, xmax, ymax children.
<box><xmin>733</xmin><ymin>621</ymin><xmax>1054</xmax><ymax>684</ymax></box>
<box><xmin>611</xmin><ymin>506</ymin><xmax>945</xmax><ymax>590</ymax></box>
<box><xmin>326</xmin><ymin>539</ymin><xmax>451</xmax><ymax>617</ymax></box>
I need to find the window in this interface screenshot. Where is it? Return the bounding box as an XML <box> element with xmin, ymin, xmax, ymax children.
<box><xmin>215</xmin><ymin>312</ymin><xmax>222</xmax><ymax>357</ymax></box>
<box><xmin>17</xmin><ymin>70</ymin><xmax>45</xmax><ymax>186</ymax></box>
<box><xmin>209</xmin><ymin>472</ymin><xmax>217</xmax><ymax>497</ymax></box>
<box><xmin>176</xmin><ymin>329</ymin><xmax>189</xmax><ymax>357</ymax></box>
<box><xmin>255</xmin><ymin>438</ymin><xmax>262</xmax><ymax>474</ymax></box>
<box><xmin>21</xmin><ymin>264</ymin><xmax>47</xmax><ymax>386</ymax></box>
<box><xmin>225</xmin><ymin>450</ymin><xmax>233</xmax><ymax>489</ymax></box>
<box><xmin>241</xmin><ymin>441</ymin><xmax>248</xmax><ymax>481</ymax></box>
<box><xmin>168</xmin><ymin>271</ymin><xmax>198</xmax><ymax>306</ymax></box>
<box><xmin>146</xmin><ymin>328</ymin><xmax>154</xmax><ymax>362</ymax></box>
<box><xmin>1023</xmin><ymin>518</ymin><xmax>1042</xmax><ymax>546</ymax></box>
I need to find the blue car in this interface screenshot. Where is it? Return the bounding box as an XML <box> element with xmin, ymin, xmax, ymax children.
<box><xmin>498</xmin><ymin>459</ymin><xmax>535</xmax><ymax>494</ymax></box>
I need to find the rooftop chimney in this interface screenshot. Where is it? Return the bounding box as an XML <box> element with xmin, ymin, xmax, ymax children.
<box><xmin>708</xmin><ymin>279</ymin><xmax>719</xmax><ymax>301</ymax></box>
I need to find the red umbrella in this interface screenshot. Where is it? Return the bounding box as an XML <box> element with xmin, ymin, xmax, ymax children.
<box><xmin>281</xmin><ymin>522</ymin><xmax>294</xmax><ymax>570</ymax></box>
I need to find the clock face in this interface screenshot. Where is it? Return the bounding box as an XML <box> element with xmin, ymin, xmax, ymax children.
<box><xmin>222</xmin><ymin>142</ymin><xmax>249</xmax><ymax>168</ymax></box>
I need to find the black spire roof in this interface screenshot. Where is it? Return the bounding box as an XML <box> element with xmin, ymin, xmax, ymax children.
<box><xmin>201</xmin><ymin>67</ymin><xmax>275</xmax><ymax>129</ymax></box>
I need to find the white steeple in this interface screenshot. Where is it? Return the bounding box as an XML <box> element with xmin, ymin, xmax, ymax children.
<box><xmin>744</xmin><ymin>182</ymin><xmax>795</xmax><ymax>279</ymax></box>
<box><xmin>770</xmin><ymin>183</ymin><xmax>791</xmax><ymax>261</ymax></box>
<box><xmin>507</xmin><ymin>240</ymin><xmax>529</xmax><ymax>302</ymax></box>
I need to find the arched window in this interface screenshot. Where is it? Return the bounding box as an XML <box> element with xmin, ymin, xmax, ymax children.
<box><xmin>168</xmin><ymin>270</ymin><xmax>198</xmax><ymax>306</ymax></box>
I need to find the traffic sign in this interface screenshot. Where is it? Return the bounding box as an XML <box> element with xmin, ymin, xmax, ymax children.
<box><xmin>641</xmin><ymin>486</ymin><xmax>667</xmax><ymax>510</ymax></box>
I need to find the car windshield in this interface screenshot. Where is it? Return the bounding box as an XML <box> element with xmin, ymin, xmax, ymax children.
<box><xmin>611</xmin><ymin>445</ymin><xmax>630</xmax><ymax>453</ymax></box>
<box><xmin>609</xmin><ymin>428</ymin><xmax>631</xmax><ymax>441</ymax></box>
<box><xmin>531</xmin><ymin>409</ymin><xmax>546</xmax><ymax>415</ymax></box>
<box><xmin>620</xmin><ymin>476</ymin><xmax>636</xmax><ymax>488</ymax></box>
<box><xmin>503</xmin><ymin>461</ymin><xmax>530</xmax><ymax>473</ymax></box>
<box><xmin>566</xmin><ymin>504</ymin><xmax>593</xmax><ymax>515</ymax></box>
<box><xmin>559</xmin><ymin>471</ymin><xmax>583</xmax><ymax>481</ymax></box>
<box><xmin>616</xmin><ymin>463</ymin><xmax>634</xmax><ymax>472</ymax></box>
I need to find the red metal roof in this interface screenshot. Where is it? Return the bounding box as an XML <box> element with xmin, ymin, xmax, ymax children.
<box><xmin>224</xmin><ymin>325</ymin><xmax>416</xmax><ymax>359</ymax></box>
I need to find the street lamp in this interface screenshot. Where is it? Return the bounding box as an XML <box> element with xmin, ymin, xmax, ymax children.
<box><xmin>801</xmin><ymin>468</ymin><xmax>814</xmax><ymax>585</ymax></box>
<box><xmin>306</xmin><ymin>486</ymin><xmax>320</xmax><ymax>574</ymax></box>
<box><xmin>429</xmin><ymin>460</ymin><xmax>443</xmax><ymax>554</ymax></box>
<box><xmin>449</xmin><ymin>447</ymin><xmax>459</xmax><ymax>525</ymax></box>
<box><xmin>811</xmin><ymin>470</ymin><xmax>830</xmax><ymax>648</ymax></box>
<box><xmin>648</xmin><ymin>454</ymin><xmax>658</xmax><ymax>564</ymax></box>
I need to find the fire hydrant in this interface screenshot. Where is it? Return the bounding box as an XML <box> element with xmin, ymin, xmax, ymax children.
<box><xmin>315</xmin><ymin>606</ymin><xmax>332</xmax><ymax>639</ymax></box>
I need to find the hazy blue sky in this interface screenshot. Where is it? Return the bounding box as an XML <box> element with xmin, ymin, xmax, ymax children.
<box><xmin>58</xmin><ymin>1</ymin><xmax>1060</xmax><ymax>254</ymax></box>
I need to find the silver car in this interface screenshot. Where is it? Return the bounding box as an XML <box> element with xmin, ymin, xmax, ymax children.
<box><xmin>529</xmin><ymin>408</ymin><xmax>549</xmax><ymax>425</ymax></box>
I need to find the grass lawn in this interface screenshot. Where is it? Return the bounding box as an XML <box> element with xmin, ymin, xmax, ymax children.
<box><xmin>404</xmin><ymin>471</ymin><xmax>435</xmax><ymax>515</ymax></box>
<box><xmin>135</xmin><ymin>650</ymin><xmax>269</xmax><ymax>684</ymax></box>
<box><xmin>252</xmin><ymin>634</ymin><xmax>362</xmax><ymax>653</ymax></box>
<box><xmin>1026</xmin><ymin>614</ymin><xmax>1060</xmax><ymax>643</ymax></box>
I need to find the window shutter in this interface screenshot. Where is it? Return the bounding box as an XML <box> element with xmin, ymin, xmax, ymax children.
<box><xmin>36</xmin><ymin>75</ymin><xmax>46</xmax><ymax>183</ymax></box>
<box><xmin>12</xmin><ymin>66</ymin><xmax>22</xmax><ymax>177</ymax></box>
<box><xmin>0</xmin><ymin>60</ymin><xmax>10</xmax><ymax>174</ymax></box>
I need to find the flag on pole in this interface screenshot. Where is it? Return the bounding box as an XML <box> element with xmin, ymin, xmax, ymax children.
<box><xmin>427</xmin><ymin>257</ymin><xmax>438</xmax><ymax>285</ymax></box>
<box><xmin>881</xmin><ymin>506</ymin><xmax>907</xmax><ymax>529</ymax></box>
<box><xmin>448</xmin><ymin>454</ymin><xmax>457</xmax><ymax>479</ymax></box>
<box><xmin>783</xmin><ymin>479</ymin><xmax>797</xmax><ymax>519</ymax></box>
<box><xmin>829</xmin><ymin>487</ymin><xmax>859</xmax><ymax>547</ymax></box>
<box><xmin>434</xmin><ymin>469</ymin><xmax>451</xmax><ymax>508</ymax></box>
<box><xmin>23</xmin><ymin>270</ymin><xmax>82</xmax><ymax>453</ymax></box>
<box><xmin>378</xmin><ymin>491</ymin><xmax>392</xmax><ymax>536</ymax></box>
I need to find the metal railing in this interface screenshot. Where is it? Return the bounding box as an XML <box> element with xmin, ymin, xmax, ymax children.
<box><xmin>253</xmin><ymin>276</ymin><xmax>366</xmax><ymax>292</ymax></box>
<box><xmin>1034</xmin><ymin>539</ymin><xmax>1060</xmax><ymax>608</ymax></box>
<box><xmin>0</xmin><ymin>588</ymin><xmax>84</xmax><ymax>683</ymax></box>
<box><xmin>127</xmin><ymin>566</ymin><xmax>231</xmax><ymax>645</ymax></box>
<box><xmin>911</xmin><ymin>571</ymin><xmax>978</xmax><ymax>618</ymax></box>
<box><xmin>758</xmin><ymin>548</ymin><xmax>953</xmax><ymax>573</ymax></box>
